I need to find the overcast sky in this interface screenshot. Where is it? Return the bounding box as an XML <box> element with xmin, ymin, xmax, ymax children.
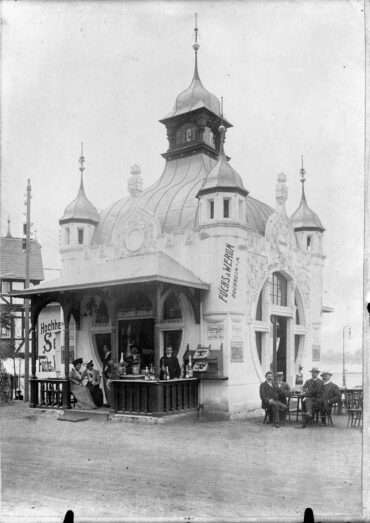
<box><xmin>0</xmin><ymin>0</ymin><xmax>365</xmax><ymax>356</ymax></box>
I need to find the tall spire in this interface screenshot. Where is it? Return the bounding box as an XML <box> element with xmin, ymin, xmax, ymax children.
<box><xmin>300</xmin><ymin>155</ymin><xmax>306</xmax><ymax>201</ymax></box>
<box><xmin>6</xmin><ymin>215</ymin><xmax>12</xmax><ymax>238</ymax></box>
<box><xmin>193</xmin><ymin>13</ymin><xmax>200</xmax><ymax>81</ymax></box>
<box><xmin>290</xmin><ymin>156</ymin><xmax>325</xmax><ymax>232</ymax></box>
<box><xmin>59</xmin><ymin>143</ymin><xmax>99</xmax><ymax>226</ymax></box>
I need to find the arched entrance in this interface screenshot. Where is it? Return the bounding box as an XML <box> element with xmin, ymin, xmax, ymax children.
<box><xmin>254</xmin><ymin>271</ymin><xmax>306</xmax><ymax>383</ymax></box>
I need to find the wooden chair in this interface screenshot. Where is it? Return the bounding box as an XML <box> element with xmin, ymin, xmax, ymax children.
<box><xmin>347</xmin><ymin>391</ymin><xmax>362</xmax><ymax>427</ymax></box>
<box><xmin>263</xmin><ymin>407</ymin><xmax>272</xmax><ymax>424</ymax></box>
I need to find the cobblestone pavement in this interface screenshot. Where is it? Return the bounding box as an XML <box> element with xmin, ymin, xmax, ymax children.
<box><xmin>0</xmin><ymin>402</ymin><xmax>363</xmax><ymax>522</ymax></box>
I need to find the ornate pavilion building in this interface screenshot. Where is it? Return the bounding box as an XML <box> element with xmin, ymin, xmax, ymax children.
<box><xmin>15</xmin><ymin>26</ymin><xmax>327</xmax><ymax>418</ymax></box>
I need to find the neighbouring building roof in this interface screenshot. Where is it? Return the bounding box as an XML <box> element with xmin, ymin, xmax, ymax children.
<box><xmin>0</xmin><ymin>237</ymin><xmax>44</xmax><ymax>282</ymax></box>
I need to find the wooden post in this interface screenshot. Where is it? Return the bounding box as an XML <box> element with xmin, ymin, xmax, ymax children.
<box><xmin>154</xmin><ymin>284</ymin><xmax>162</xmax><ymax>377</ymax></box>
<box><xmin>62</xmin><ymin>315</ymin><xmax>71</xmax><ymax>409</ymax></box>
<box><xmin>110</xmin><ymin>291</ymin><xmax>118</xmax><ymax>363</ymax></box>
<box><xmin>29</xmin><ymin>323</ymin><xmax>38</xmax><ymax>408</ymax></box>
<box><xmin>271</xmin><ymin>315</ymin><xmax>277</xmax><ymax>375</ymax></box>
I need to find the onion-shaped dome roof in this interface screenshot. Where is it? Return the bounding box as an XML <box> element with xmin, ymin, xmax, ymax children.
<box><xmin>170</xmin><ymin>70</ymin><xmax>220</xmax><ymax>118</ymax></box>
<box><xmin>290</xmin><ymin>196</ymin><xmax>324</xmax><ymax>232</ymax></box>
<box><xmin>196</xmin><ymin>125</ymin><xmax>247</xmax><ymax>198</ymax></box>
<box><xmin>162</xmin><ymin>34</ymin><xmax>221</xmax><ymax>119</ymax></box>
<box><xmin>290</xmin><ymin>164</ymin><xmax>324</xmax><ymax>232</ymax></box>
<box><xmin>59</xmin><ymin>158</ymin><xmax>99</xmax><ymax>227</ymax></box>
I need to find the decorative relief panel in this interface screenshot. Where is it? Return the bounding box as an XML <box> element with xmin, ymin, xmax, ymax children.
<box><xmin>112</xmin><ymin>205</ymin><xmax>161</xmax><ymax>258</ymax></box>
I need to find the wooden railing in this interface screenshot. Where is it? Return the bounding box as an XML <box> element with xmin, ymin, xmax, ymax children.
<box><xmin>110</xmin><ymin>378</ymin><xmax>199</xmax><ymax>416</ymax></box>
<box><xmin>30</xmin><ymin>378</ymin><xmax>71</xmax><ymax>409</ymax></box>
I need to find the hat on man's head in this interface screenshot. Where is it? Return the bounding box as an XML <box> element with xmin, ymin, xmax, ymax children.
<box><xmin>309</xmin><ymin>367</ymin><xmax>320</xmax><ymax>373</ymax></box>
<box><xmin>86</xmin><ymin>360</ymin><xmax>94</xmax><ymax>368</ymax></box>
<box><xmin>276</xmin><ymin>372</ymin><xmax>284</xmax><ymax>377</ymax></box>
<box><xmin>321</xmin><ymin>371</ymin><xmax>332</xmax><ymax>377</ymax></box>
<box><xmin>72</xmin><ymin>358</ymin><xmax>83</xmax><ymax>366</ymax></box>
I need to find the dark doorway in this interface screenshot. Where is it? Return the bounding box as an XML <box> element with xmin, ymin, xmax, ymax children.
<box><xmin>118</xmin><ymin>319</ymin><xmax>154</xmax><ymax>367</ymax></box>
<box><xmin>271</xmin><ymin>315</ymin><xmax>287</xmax><ymax>377</ymax></box>
<box><xmin>95</xmin><ymin>333</ymin><xmax>112</xmax><ymax>365</ymax></box>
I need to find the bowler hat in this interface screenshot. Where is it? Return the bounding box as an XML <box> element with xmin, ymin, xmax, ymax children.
<box><xmin>72</xmin><ymin>358</ymin><xmax>83</xmax><ymax>366</ymax></box>
<box><xmin>321</xmin><ymin>371</ymin><xmax>332</xmax><ymax>376</ymax></box>
<box><xmin>309</xmin><ymin>367</ymin><xmax>320</xmax><ymax>373</ymax></box>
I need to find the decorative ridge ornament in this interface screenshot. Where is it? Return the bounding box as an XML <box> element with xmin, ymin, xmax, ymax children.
<box><xmin>276</xmin><ymin>172</ymin><xmax>288</xmax><ymax>207</ymax></box>
<box><xmin>128</xmin><ymin>164</ymin><xmax>143</xmax><ymax>198</ymax></box>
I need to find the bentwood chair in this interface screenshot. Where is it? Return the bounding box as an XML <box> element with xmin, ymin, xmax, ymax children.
<box><xmin>346</xmin><ymin>391</ymin><xmax>362</xmax><ymax>428</ymax></box>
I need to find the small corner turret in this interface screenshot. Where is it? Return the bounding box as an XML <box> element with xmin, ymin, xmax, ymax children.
<box><xmin>59</xmin><ymin>144</ymin><xmax>99</xmax><ymax>258</ymax></box>
<box><xmin>290</xmin><ymin>157</ymin><xmax>325</xmax><ymax>255</ymax></box>
<box><xmin>196</xmin><ymin>120</ymin><xmax>248</xmax><ymax>227</ymax></box>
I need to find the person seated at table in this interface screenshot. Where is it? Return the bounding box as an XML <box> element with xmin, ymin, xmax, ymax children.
<box><xmin>260</xmin><ymin>371</ymin><xmax>287</xmax><ymax>428</ymax></box>
<box><xmin>125</xmin><ymin>345</ymin><xmax>142</xmax><ymax>373</ymax></box>
<box><xmin>275</xmin><ymin>372</ymin><xmax>292</xmax><ymax>406</ymax></box>
<box><xmin>85</xmin><ymin>360</ymin><xmax>104</xmax><ymax>408</ymax></box>
<box><xmin>320</xmin><ymin>371</ymin><xmax>341</xmax><ymax>416</ymax></box>
<box><xmin>159</xmin><ymin>346</ymin><xmax>181</xmax><ymax>380</ymax></box>
<box><xmin>69</xmin><ymin>358</ymin><xmax>97</xmax><ymax>410</ymax></box>
<box><xmin>296</xmin><ymin>366</ymin><xmax>323</xmax><ymax>428</ymax></box>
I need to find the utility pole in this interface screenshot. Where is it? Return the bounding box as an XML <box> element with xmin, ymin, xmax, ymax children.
<box><xmin>342</xmin><ymin>325</ymin><xmax>351</xmax><ymax>388</ymax></box>
<box><xmin>24</xmin><ymin>179</ymin><xmax>31</xmax><ymax>402</ymax></box>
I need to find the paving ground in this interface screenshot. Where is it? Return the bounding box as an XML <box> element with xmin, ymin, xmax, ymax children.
<box><xmin>0</xmin><ymin>402</ymin><xmax>363</xmax><ymax>523</ymax></box>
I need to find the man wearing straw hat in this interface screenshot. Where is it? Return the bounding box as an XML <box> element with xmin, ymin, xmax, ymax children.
<box><xmin>320</xmin><ymin>371</ymin><xmax>341</xmax><ymax>413</ymax></box>
<box><xmin>296</xmin><ymin>366</ymin><xmax>323</xmax><ymax>428</ymax></box>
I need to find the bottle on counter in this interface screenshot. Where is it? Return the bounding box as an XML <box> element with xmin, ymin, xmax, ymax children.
<box><xmin>166</xmin><ymin>366</ymin><xmax>170</xmax><ymax>380</ymax></box>
<box><xmin>144</xmin><ymin>366</ymin><xmax>149</xmax><ymax>380</ymax></box>
<box><xmin>185</xmin><ymin>365</ymin><xmax>189</xmax><ymax>379</ymax></box>
<box><xmin>149</xmin><ymin>364</ymin><xmax>155</xmax><ymax>380</ymax></box>
<box><xmin>188</xmin><ymin>354</ymin><xmax>193</xmax><ymax>378</ymax></box>
<box><xmin>160</xmin><ymin>361</ymin><xmax>167</xmax><ymax>380</ymax></box>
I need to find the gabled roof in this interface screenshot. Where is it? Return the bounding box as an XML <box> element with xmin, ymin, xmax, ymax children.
<box><xmin>0</xmin><ymin>237</ymin><xmax>44</xmax><ymax>282</ymax></box>
<box><xmin>10</xmin><ymin>252</ymin><xmax>209</xmax><ymax>297</ymax></box>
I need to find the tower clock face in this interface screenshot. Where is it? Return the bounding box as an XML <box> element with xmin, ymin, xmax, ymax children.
<box><xmin>176</xmin><ymin>123</ymin><xmax>197</xmax><ymax>145</ymax></box>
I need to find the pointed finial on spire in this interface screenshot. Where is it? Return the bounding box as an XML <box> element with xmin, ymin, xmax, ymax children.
<box><xmin>300</xmin><ymin>155</ymin><xmax>306</xmax><ymax>183</ymax></box>
<box><xmin>6</xmin><ymin>215</ymin><xmax>12</xmax><ymax>238</ymax></box>
<box><xmin>192</xmin><ymin>13</ymin><xmax>200</xmax><ymax>80</ymax></box>
<box><xmin>300</xmin><ymin>155</ymin><xmax>307</xmax><ymax>201</ymax></box>
<box><xmin>79</xmin><ymin>142</ymin><xmax>85</xmax><ymax>175</ymax></box>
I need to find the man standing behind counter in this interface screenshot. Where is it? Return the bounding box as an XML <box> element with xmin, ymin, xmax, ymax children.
<box><xmin>160</xmin><ymin>346</ymin><xmax>181</xmax><ymax>379</ymax></box>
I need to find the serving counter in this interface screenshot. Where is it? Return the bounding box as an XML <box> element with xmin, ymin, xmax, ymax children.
<box><xmin>110</xmin><ymin>377</ymin><xmax>199</xmax><ymax>416</ymax></box>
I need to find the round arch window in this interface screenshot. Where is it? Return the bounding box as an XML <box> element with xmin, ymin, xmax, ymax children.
<box><xmin>163</xmin><ymin>293</ymin><xmax>182</xmax><ymax>321</ymax></box>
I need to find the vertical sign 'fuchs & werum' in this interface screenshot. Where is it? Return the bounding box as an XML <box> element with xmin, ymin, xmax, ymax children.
<box><xmin>218</xmin><ymin>244</ymin><xmax>240</xmax><ymax>303</ymax></box>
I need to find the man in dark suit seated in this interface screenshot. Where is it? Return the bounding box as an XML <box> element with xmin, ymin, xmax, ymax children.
<box><xmin>296</xmin><ymin>367</ymin><xmax>324</xmax><ymax>428</ymax></box>
<box><xmin>260</xmin><ymin>371</ymin><xmax>287</xmax><ymax>428</ymax></box>
<box><xmin>275</xmin><ymin>371</ymin><xmax>292</xmax><ymax>424</ymax></box>
<box><xmin>320</xmin><ymin>371</ymin><xmax>341</xmax><ymax>419</ymax></box>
